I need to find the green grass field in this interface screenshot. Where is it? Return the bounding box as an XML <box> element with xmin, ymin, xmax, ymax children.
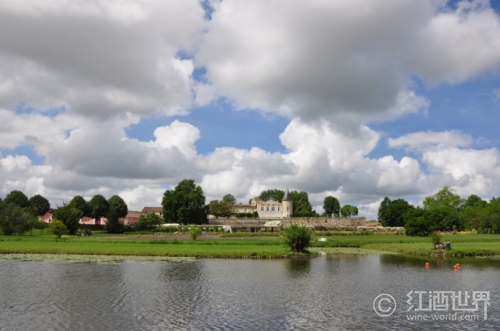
<box><xmin>0</xmin><ymin>231</ymin><xmax>499</xmax><ymax>258</ymax></box>
<box><xmin>313</xmin><ymin>233</ymin><xmax>500</xmax><ymax>256</ymax></box>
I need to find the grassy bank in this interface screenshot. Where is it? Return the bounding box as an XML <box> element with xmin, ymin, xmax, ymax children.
<box><xmin>312</xmin><ymin>233</ymin><xmax>500</xmax><ymax>256</ymax></box>
<box><xmin>0</xmin><ymin>231</ymin><xmax>499</xmax><ymax>259</ymax></box>
<box><xmin>0</xmin><ymin>232</ymin><xmax>296</xmax><ymax>258</ymax></box>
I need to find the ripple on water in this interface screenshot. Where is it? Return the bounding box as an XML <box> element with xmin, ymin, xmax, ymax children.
<box><xmin>0</xmin><ymin>256</ymin><xmax>499</xmax><ymax>330</ymax></box>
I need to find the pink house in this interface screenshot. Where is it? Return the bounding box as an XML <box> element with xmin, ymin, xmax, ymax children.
<box><xmin>40</xmin><ymin>209</ymin><xmax>55</xmax><ymax>223</ymax></box>
<box><xmin>79</xmin><ymin>217</ymin><xmax>107</xmax><ymax>225</ymax></box>
<box><xmin>120</xmin><ymin>211</ymin><xmax>143</xmax><ymax>225</ymax></box>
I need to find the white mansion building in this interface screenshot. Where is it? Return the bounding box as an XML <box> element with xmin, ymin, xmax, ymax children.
<box><xmin>231</xmin><ymin>189</ymin><xmax>293</xmax><ymax>218</ymax></box>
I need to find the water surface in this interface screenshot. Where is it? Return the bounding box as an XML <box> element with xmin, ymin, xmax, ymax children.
<box><xmin>0</xmin><ymin>255</ymin><xmax>498</xmax><ymax>330</ymax></box>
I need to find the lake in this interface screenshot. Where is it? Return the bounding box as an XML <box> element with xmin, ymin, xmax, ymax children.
<box><xmin>0</xmin><ymin>254</ymin><xmax>499</xmax><ymax>330</ymax></box>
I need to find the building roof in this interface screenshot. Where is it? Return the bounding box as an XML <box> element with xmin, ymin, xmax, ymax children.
<box><xmin>141</xmin><ymin>207</ymin><xmax>162</xmax><ymax>214</ymax></box>
<box><xmin>282</xmin><ymin>188</ymin><xmax>292</xmax><ymax>201</ymax></box>
<box><xmin>124</xmin><ymin>211</ymin><xmax>143</xmax><ymax>219</ymax></box>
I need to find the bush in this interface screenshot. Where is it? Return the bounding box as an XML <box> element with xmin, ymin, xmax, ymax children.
<box><xmin>135</xmin><ymin>213</ymin><xmax>163</xmax><ymax>231</ymax></box>
<box><xmin>405</xmin><ymin>216</ymin><xmax>434</xmax><ymax>237</ymax></box>
<box><xmin>235</xmin><ymin>213</ymin><xmax>255</xmax><ymax>218</ymax></box>
<box><xmin>47</xmin><ymin>219</ymin><xmax>68</xmax><ymax>238</ymax></box>
<box><xmin>430</xmin><ymin>232</ymin><xmax>442</xmax><ymax>245</ymax></box>
<box><xmin>33</xmin><ymin>220</ymin><xmax>48</xmax><ymax>230</ymax></box>
<box><xmin>190</xmin><ymin>227</ymin><xmax>202</xmax><ymax>240</ymax></box>
<box><xmin>282</xmin><ymin>223</ymin><xmax>313</xmax><ymax>253</ymax></box>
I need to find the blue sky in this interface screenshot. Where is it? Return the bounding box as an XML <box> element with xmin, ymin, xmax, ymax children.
<box><xmin>1</xmin><ymin>0</ymin><xmax>500</xmax><ymax>219</ymax></box>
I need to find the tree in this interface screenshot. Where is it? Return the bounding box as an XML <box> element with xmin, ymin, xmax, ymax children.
<box><xmin>382</xmin><ymin>199</ymin><xmax>413</xmax><ymax>227</ymax></box>
<box><xmin>108</xmin><ymin>195</ymin><xmax>128</xmax><ymax>218</ymax></box>
<box><xmin>341</xmin><ymin>205</ymin><xmax>358</xmax><ymax>217</ymax></box>
<box><xmin>404</xmin><ymin>208</ymin><xmax>434</xmax><ymax>236</ymax></box>
<box><xmin>259</xmin><ymin>189</ymin><xmax>284</xmax><ymax>202</ymax></box>
<box><xmin>69</xmin><ymin>196</ymin><xmax>90</xmax><ymax>216</ymax></box>
<box><xmin>53</xmin><ymin>204</ymin><xmax>82</xmax><ymax>235</ymax></box>
<box><xmin>427</xmin><ymin>205</ymin><xmax>462</xmax><ymax>231</ymax></box>
<box><xmin>4</xmin><ymin>190</ymin><xmax>29</xmax><ymax>209</ymax></box>
<box><xmin>162</xmin><ymin>179</ymin><xmax>207</xmax><ymax>225</ymax></box>
<box><xmin>106</xmin><ymin>207</ymin><xmax>124</xmax><ymax>234</ymax></box>
<box><xmin>47</xmin><ymin>219</ymin><xmax>68</xmax><ymax>238</ymax></box>
<box><xmin>423</xmin><ymin>186</ymin><xmax>463</xmax><ymax>210</ymax></box>
<box><xmin>378</xmin><ymin>197</ymin><xmax>391</xmax><ymax>224</ymax></box>
<box><xmin>291</xmin><ymin>191</ymin><xmax>316</xmax><ymax>217</ymax></box>
<box><xmin>423</xmin><ymin>187</ymin><xmax>464</xmax><ymax>231</ymax></box>
<box><xmin>28</xmin><ymin>194</ymin><xmax>50</xmax><ymax>216</ymax></box>
<box><xmin>323</xmin><ymin>196</ymin><xmax>340</xmax><ymax>217</ymax></box>
<box><xmin>282</xmin><ymin>223</ymin><xmax>313</xmax><ymax>253</ymax></box>
<box><xmin>208</xmin><ymin>200</ymin><xmax>233</xmax><ymax>218</ymax></box>
<box><xmin>135</xmin><ymin>213</ymin><xmax>163</xmax><ymax>231</ymax></box>
<box><xmin>463</xmin><ymin>194</ymin><xmax>487</xmax><ymax>210</ymax></box>
<box><xmin>88</xmin><ymin>195</ymin><xmax>110</xmax><ymax>222</ymax></box>
<box><xmin>222</xmin><ymin>194</ymin><xmax>236</xmax><ymax>205</ymax></box>
<box><xmin>0</xmin><ymin>200</ymin><xmax>35</xmax><ymax>235</ymax></box>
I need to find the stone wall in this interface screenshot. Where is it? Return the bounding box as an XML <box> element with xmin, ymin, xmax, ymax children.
<box><xmin>208</xmin><ymin>217</ymin><xmax>366</xmax><ymax>228</ymax></box>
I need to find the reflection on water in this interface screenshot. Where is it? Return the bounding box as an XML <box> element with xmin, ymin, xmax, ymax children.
<box><xmin>0</xmin><ymin>256</ymin><xmax>499</xmax><ymax>330</ymax></box>
<box><xmin>284</xmin><ymin>258</ymin><xmax>311</xmax><ymax>278</ymax></box>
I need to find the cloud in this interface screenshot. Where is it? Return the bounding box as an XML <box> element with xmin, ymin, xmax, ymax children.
<box><xmin>388</xmin><ymin>130</ymin><xmax>474</xmax><ymax>152</ymax></box>
<box><xmin>198</xmin><ymin>0</ymin><xmax>500</xmax><ymax>132</ymax></box>
<box><xmin>2</xmin><ymin>0</ymin><xmax>500</xmax><ymax>222</ymax></box>
<box><xmin>405</xmin><ymin>0</ymin><xmax>500</xmax><ymax>85</ymax></box>
<box><xmin>0</xmin><ymin>0</ymin><xmax>206</xmax><ymax>118</ymax></box>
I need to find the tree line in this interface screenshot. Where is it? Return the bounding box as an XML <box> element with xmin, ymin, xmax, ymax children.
<box><xmin>1</xmin><ymin>179</ymin><xmax>362</xmax><ymax>235</ymax></box>
<box><xmin>163</xmin><ymin>179</ymin><xmax>360</xmax><ymax>224</ymax></box>
<box><xmin>378</xmin><ymin>186</ymin><xmax>500</xmax><ymax>236</ymax></box>
<box><xmin>0</xmin><ymin>190</ymin><xmax>128</xmax><ymax>235</ymax></box>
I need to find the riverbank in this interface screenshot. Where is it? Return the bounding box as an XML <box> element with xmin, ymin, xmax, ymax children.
<box><xmin>0</xmin><ymin>232</ymin><xmax>499</xmax><ymax>259</ymax></box>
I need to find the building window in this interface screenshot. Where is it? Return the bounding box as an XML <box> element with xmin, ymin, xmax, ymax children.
<box><xmin>287</xmin><ymin>207</ymin><xmax>289</xmax><ymax>211</ymax></box>
<box><xmin>278</xmin><ymin>207</ymin><xmax>280</xmax><ymax>211</ymax></box>
<box><xmin>271</xmin><ymin>207</ymin><xmax>275</xmax><ymax>211</ymax></box>
<box><xmin>260</xmin><ymin>206</ymin><xmax>264</xmax><ymax>211</ymax></box>
<box><xmin>244</xmin><ymin>208</ymin><xmax>247</xmax><ymax>212</ymax></box>
<box><xmin>266</xmin><ymin>206</ymin><xmax>269</xmax><ymax>211</ymax></box>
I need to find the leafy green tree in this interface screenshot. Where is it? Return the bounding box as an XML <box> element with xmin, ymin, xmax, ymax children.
<box><xmin>259</xmin><ymin>189</ymin><xmax>285</xmax><ymax>202</ymax></box>
<box><xmin>222</xmin><ymin>194</ymin><xmax>236</xmax><ymax>205</ymax></box>
<box><xmin>423</xmin><ymin>186</ymin><xmax>463</xmax><ymax>210</ymax></box>
<box><xmin>422</xmin><ymin>187</ymin><xmax>464</xmax><ymax>231</ymax></box>
<box><xmin>291</xmin><ymin>191</ymin><xmax>316</xmax><ymax>217</ymax></box>
<box><xmin>208</xmin><ymin>200</ymin><xmax>233</xmax><ymax>217</ymax></box>
<box><xmin>106</xmin><ymin>207</ymin><xmax>125</xmax><ymax>234</ymax></box>
<box><xmin>475</xmin><ymin>201</ymin><xmax>500</xmax><ymax>233</ymax></box>
<box><xmin>0</xmin><ymin>200</ymin><xmax>35</xmax><ymax>235</ymax></box>
<box><xmin>341</xmin><ymin>205</ymin><xmax>358</xmax><ymax>217</ymax></box>
<box><xmin>162</xmin><ymin>179</ymin><xmax>207</xmax><ymax>225</ymax></box>
<box><xmin>282</xmin><ymin>223</ymin><xmax>313</xmax><ymax>253</ymax></box>
<box><xmin>53</xmin><ymin>204</ymin><xmax>82</xmax><ymax>235</ymax></box>
<box><xmin>463</xmin><ymin>194</ymin><xmax>487</xmax><ymax>210</ymax></box>
<box><xmin>378</xmin><ymin>197</ymin><xmax>391</xmax><ymax>224</ymax></box>
<box><xmin>135</xmin><ymin>213</ymin><xmax>163</xmax><ymax>231</ymax></box>
<box><xmin>427</xmin><ymin>205</ymin><xmax>462</xmax><ymax>231</ymax></box>
<box><xmin>108</xmin><ymin>195</ymin><xmax>128</xmax><ymax>218</ymax></box>
<box><xmin>4</xmin><ymin>190</ymin><xmax>29</xmax><ymax>209</ymax></box>
<box><xmin>28</xmin><ymin>194</ymin><xmax>50</xmax><ymax>216</ymax></box>
<box><xmin>381</xmin><ymin>199</ymin><xmax>413</xmax><ymax>227</ymax></box>
<box><xmin>47</xmin><ymin>219</ymin><xmax>68</xmax><ymax>238</ymax></box>
<box><xmin>404</xmin><ymin>208</ymin><xmax>434</xmax><ymax>236</ymax></box>
<box><xmin>69</xmin><ymin>196</ymin><xmax>90</xmax><ymax>216</ymax></box>
<box><xmin>88</xmin><ymin>195</ymin><xmax>110</xmax><ymax>223</ymax></box>
<box><xmin>323</xmin><ymin>196</ymin><xmax>340</xmax><ymax>217</ymax></box>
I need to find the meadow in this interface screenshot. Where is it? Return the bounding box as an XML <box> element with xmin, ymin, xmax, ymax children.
<box><xmin>0</xmin><ymin>230</ymin><xmax>499</xmax><ymax>258</ymax></box>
